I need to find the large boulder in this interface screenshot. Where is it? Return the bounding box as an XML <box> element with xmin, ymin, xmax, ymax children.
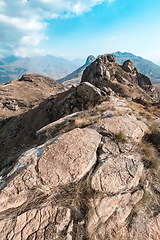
<box><xmin>77</xmin><ymin>82</ymin><xmax>102</xmax><ymax>103</ymax></box>
<box><xmin>122</xmin><ymin>60</ymin><xmax>137</xmax><ymax>74</ymax></box>
<box><xmin>91</xmin><ymin>152</ymin><xmax>144</xmax><ymax>194</ymax></box>
<box><xmin>99</xmin><ymin>115</ymin><xmax>148</xmax><ymax>142</ymax></box>
<box><xmin>0</xmin><ymin>128</ymin><xmax>101</xmax><ymax>239</ymax></box>
<box><xmin>81</xmin><ymin>54</ymin><xmax>115</xmax><ymax>88</ymax></box>
<box><xmin>38</xmin><ymin>128</ymin><xmax>101</xmax><ymax>186</ymax></box>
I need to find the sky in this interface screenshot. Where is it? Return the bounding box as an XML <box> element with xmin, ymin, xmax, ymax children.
<box><xmin>0</xmin><ymin>0</ymin><xmax>160</xmax><ymax>64</ymax></box>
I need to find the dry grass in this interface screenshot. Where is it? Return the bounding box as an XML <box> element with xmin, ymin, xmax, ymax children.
<box><xmin>140</xmin><ymin>141</ymin><xmax>158</xmax><ymax>169</ymax></box>
<box><xmin>115</xmin><ymin>130</ymin><xmax>127</xmax><ymax>143</ymax></box>
<box><xmin>148</xmin><ymin>122</ymin><xmax>159</xmax><ymax>134</ymax></box>
<box><xmin>58</xmin><ymin>177</ymin><xmax>93</xmax><ymax>221</ymax></box>
<box><xmin>74</xmin><ymin>115</ymin><xmax>100</xmax><ymax>128</ymax></box>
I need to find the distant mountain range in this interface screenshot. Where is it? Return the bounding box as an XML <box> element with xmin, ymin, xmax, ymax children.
<box><xmin>0</xmin><ymin>52</ymin><xmax>160</xmax><ymax>85</ymax></box>
<box><xmin>58</xmin><ymin>52</ymin><xmax>160</xmax><ymax>86</ymax></box>
<box><xmin>0</xmin><ymin>55</ymin><xmax>84</xmax><ymax>84</ymax></box>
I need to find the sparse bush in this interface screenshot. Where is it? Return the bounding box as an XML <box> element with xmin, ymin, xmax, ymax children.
<box><xmin>140</xmin><ymin>141</ymin><xmax>158</xmax><ymax>169</ymax></box>
<box><xmin>148</xmin><ymin>122</ymin><xmax>159</xmax><ymax>134</ymax></box>
<box><xmin>115</xmin><ymin>71</ymin><xmax>124</xmax><ymax>84</ymax></box>
<box><xmin>74</xmin><ymin>115</ymin><xmax>100</xmax><ymax>128</ymax></box>
<box><xmin>59</xmin><ymin>176</ymin><xmax>93</xmax><ymax>222</ymax></box>
<box><xmin>116</xmin><ymin>130</ymin><xmax>127</xmax><ymax>143</ymax></box>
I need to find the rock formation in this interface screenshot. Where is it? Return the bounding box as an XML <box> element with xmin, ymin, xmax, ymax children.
<box><xmin>0</xmin><ymin>54</ymin><xmax>160</xmax><ymax>239</ymax></box>
<box><xmin>81</xmin><ymin>54</ymin><xmax>159</xmax><ymax>100</ymax></box>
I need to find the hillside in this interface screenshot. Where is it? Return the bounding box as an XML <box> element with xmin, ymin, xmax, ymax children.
<box><xmin>0</xmin><ymin>55</ymin><xmax>83</xmax><ymax>84</ymax></box>
<box><xmin>0</xmin><ymin>73</ymin><xmax>66</xmax><ymax>120</ymax></box>
<box><xmin>0</xmin><ymin>54</ymin><xmax>160</xmax><ymax>239</ymax></box>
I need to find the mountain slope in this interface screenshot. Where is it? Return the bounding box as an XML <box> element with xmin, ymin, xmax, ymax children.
<box><xmin>0</xmin><ymin>73</ymin><xmax>66</xmax><ymax>120</ymax></box>
<box><xmin>0</xmin><ymin>55</ymin><xmax>160</xmax><ymax>240</ymax></box>
<box><xmin>114</xmin><ymin>51</ymin><xmax>160</xmax><ymax>84</ymax></box>
<box><xmin>0</xmin><ymin>55</ymin><xmax>82</xmax><ymax>84</ymax></box>
<box><xmin>58</xmin><ymin>55</ymin><xmax>96</xmax><ymax>87</ymax></box>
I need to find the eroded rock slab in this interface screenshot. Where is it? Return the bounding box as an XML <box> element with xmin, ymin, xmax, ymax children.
<box><xmin>38</xmin><ymin>128</ymin><xmax>101</xmax><ymax>186</ymax></box>
<box><xmin>88</xmin><ymin>190</ymin><xmax>144</xmax><ymax>240</ymax></box>
<box><xmin>99</xmin><ymin>115</ymin><xmax>148</xmax><ymax>142</ymax></box>
<box><xmin>91</xmin><ymin>152</ymin><xmax>144</xmax><ymax>194</ymax></box>
<box><xmin>0</xmin><ymin>205</ymin><xmax>72</xmax><ymax>240</ymax></box>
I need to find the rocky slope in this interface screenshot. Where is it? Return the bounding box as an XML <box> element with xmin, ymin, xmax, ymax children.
<box><xmin>0</xmin><ymin>73</ymin><xmax>66</xmax><ymax>120</ymax></box>
<box><xmin>0</xmin><ymin>54</ymin><xmax>160</xmax><ymax>240</ymax></box>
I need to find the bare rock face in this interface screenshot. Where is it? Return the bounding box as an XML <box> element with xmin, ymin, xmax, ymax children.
<box><xmin>81</xmin><ymin>54</ymin><xmax>114</xmax><ymax>88</ymax></box>
<box><xmin>38</xmin><ymin>128</ymin><xmax>101</xmax><ymax>187</ymax></box>
<box><xmin>88</xmin><ymin>190</ymin><xmax>144</xmax><ymax>240</ymax></box>
<box><xmin>122</xmin><ymin>60</ymin><xmax>137</xmax><ymax>74</ymax></box>
<box><xmin>0</xmin><ymin>106</ymin><xmax>159</xmax><ymax>239</ymax></box>
<box><xmin>77</xmin><ymin>82</ymin><xmax>102</xmax><ymax>103</ymax></box>
<box><xmin>81</xmin><ymin>54</ymin><xmax>157</xmax><ymax>100</ymax></box>
<box><xmin>0</xmin><ymin>128</ymin><xmax>101</xmax><ymax>239</ymax></box>
<box><xmin>99</xmin><ymin>115</ymin><xmax>148</xmax><ymax>142</ymax></box>
<box><xmin>0</xmin><ymin>204</ymin><xmax>72</xmax><ymax>240</ymax></box>
<box><xmin>91</xmin><ymin>152</ymin><xmax>144</xmax><ymax>194</ymax></box>
<box><xmin>106</xmin><ymin>54</ymin><xmax>116</xmax><ymax>62</ymax></box>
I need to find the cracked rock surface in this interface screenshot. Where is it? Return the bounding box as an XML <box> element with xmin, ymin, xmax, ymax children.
<box><xmin>0</xmin><ymin>115</ymin><xmax>159</xmax><ymax>239</ymax></box>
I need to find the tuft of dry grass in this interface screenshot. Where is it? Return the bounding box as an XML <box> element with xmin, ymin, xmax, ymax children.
<box><xmin>74</xmin><ymin>115</ymin><xmax>100</xmax><ymax>128</ymax></box>
<box><xmin>58</xmin><ymin>177</ymin><xmax>93</xmax><ymax>222</ymax></box>
<box><xmin>140</xmin><ymin>141</ymin><xmax>158</xmax><ymax>169</ymax></box>
<box><xmin>148</xmin><ymin>122</ymin><xmax>159</xmax><ymax>134</ymax></box>
<box><xmin>115</xmin><ymin>130</ymin><xmax>127</xmax><ymax>143</ymax></box>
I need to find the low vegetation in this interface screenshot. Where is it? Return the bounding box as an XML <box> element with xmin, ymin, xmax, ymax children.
<box><xmin>115</xmin><ymin>130</ymin><xmax>127</xmax><ymax>143</ymax></box>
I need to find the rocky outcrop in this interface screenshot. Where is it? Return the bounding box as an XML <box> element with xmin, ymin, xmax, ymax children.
<box><xmin>77</xmin><ymin>82</ymin><xmax>102</xmax><ymax>103</ymax></box>
<box><xmin>99</xmin><ymin>115</ymin><xmax>148</xmax><ymax>142</ymax></box>
<box><xmin>1</xmin><ymin>104</ymin><xmax>159</xmax><ymax>239</ymax></box>
<box><xmin>81</xmin><ymin>54</ymin><xmax>158</xmax><ymax>100</ymax></box>
<box><xmin>0</xmin><ymin>53</ymin><xmax>160</xmax><ymax>240</ymax></box>
<box><xmin>122</xmin><ymin>60</ymin><xmax>137</xmax><ymax>74</ymax></box>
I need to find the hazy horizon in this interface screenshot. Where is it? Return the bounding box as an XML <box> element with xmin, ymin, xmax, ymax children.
<box><xmin>0</xmin><ymin>0</ymin><xmax>160</xmax><ymax>65</ymax></box>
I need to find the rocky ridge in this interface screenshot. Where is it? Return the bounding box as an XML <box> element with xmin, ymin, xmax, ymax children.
<box><xmin>0</xmin><ymin>73</ymin><xmax>66</xmax><ymax>120</ymax></box>
<box><xmin>0</xmin><ymin>54</ymin><xmax>160</xmax><ymax>239</ymax></box>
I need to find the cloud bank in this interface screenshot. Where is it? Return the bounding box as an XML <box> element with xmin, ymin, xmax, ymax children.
<box><xmin>0</xmin><ymin>0</ymin><xmax>112</xmax><ymax>57</ymax></box>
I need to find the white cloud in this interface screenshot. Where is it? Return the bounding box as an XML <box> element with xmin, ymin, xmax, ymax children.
<box><xmin>0</xmin><ymin>0</ymin><xmax>113</xmax><ymax>57</ymax></box>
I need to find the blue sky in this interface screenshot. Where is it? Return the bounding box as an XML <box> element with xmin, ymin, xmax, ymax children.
<box><xmin>0</xmin><ymin>0</ymin><xmax>160</xmax><ymax>64</ymax></box>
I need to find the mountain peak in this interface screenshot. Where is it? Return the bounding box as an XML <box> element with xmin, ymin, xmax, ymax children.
<box><xmin>85</xmin><ymin>55</ymin><xmax>96</xmax><ymax>66</ymax></box>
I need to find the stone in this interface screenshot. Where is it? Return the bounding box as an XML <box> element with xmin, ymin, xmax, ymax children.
<box><xmin>99</xmin><ymin>115</ymin><xmax>148</xmax><ymax>142</ymax></box>
<box><xmin>38</xmin><ymin>128</ymin><xmax>101</xmax><ymax>186</ymax></box>
<box><xmin>91</xmin><ymin>152</ymin><xmax>144</xmax><ymax>194</ymax></box>
<box><xmin>77</xmin><ymin>82</ymin><xmax>102</xmax><ymax>103</ymax></box>
<box><xmin>107</xmin><ymin>54</ymin><xmax>116</xmax><ymax>62</ymax></box>
<box><xmin>87</xmin><ymin>190</ymin><xmax>144</xmax><ymax>240</ymax></box>
<box><xmin>0</xmin><ymin>205</ymin><xmax>72</xmax><ymax>240</ymax></box>
<box><xmin>122</xmin><ymin>60</ymin><xmax>136</xmax><ymax>74</ymax></box>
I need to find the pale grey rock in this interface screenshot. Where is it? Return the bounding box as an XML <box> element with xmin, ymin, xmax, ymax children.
<box><xmin>77</xmin><ymin>82</ymin><xmax>102</xmax><ymax>103</ymax></box>
<box><xmin>38</xmin><ymin>128</ymin><xmax>101</xmax><ymax>187</ymax></box>
<box><xmin>99</xmin><ymin>115</ymin><xmax>148</xmax><ymax>142</ymax></box>
<box><xmin>91</xmin><ymin>152</ymin><xmax>144</xmax><ymax>194</ymax></box>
